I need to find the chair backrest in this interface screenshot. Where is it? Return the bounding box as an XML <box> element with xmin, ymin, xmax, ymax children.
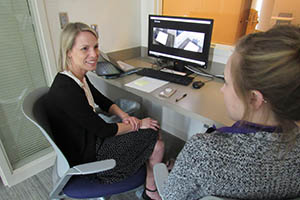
<box><xmin>22</xmin><ymin>87</ymin><xmax>70</xmax><ymax>178</ymax></box>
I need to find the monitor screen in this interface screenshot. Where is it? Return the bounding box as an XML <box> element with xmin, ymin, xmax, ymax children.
<box><xmin>148</xmin><ymin>15</ymin><xmax>214</xmax><ymax>69</ymax></box>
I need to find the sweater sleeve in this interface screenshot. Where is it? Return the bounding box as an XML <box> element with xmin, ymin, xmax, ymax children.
<box><xmin>49</xmin><ymin>75</ymin><xmax>118</xmax><ymax>138</ymax></box>
<box><xmin>162</xmin><ymin>135</ymin><xmax>201</xmax><ymax>200</ymax></box>
<box><xmin>162</xmin><ymin>132</ymin><xmax>233</xmax><ymax>200</ymax></box>
<box><xmin>86</xmin><ymin>76</ymin><xmax>114</xmax><ymax>113</ymax></box>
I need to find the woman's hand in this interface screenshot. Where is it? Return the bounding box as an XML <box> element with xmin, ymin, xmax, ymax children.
<box><xmin>140</xmin><ymin>117</ymin><xmax>160</xmax><ymax>131</ymax></box>
<box><xmin>122</xmin><ymin>116</ymin><xmax>141</xmax><ymax>131</ymax></box>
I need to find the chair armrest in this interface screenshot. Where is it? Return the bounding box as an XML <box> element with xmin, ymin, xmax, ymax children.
<box><xmin>68</xmin><ymin>159</ymin><xmax>116</xmax><ymax>175</ymax></box>
<box><xmin>50</xmin><ymin>159</ymin><xmax>116</xmax><ymax>199</ymax></box>
<box><xmin>153</xmin><ymin>163</ymin><xmax>169</xmax><ymax>197</ymax></box>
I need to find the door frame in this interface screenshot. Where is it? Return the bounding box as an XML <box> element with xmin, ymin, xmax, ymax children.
<box><xmin>28</xmin><ymin>0</ymin><xmax>58</xmax><ymax>85</ymax></box>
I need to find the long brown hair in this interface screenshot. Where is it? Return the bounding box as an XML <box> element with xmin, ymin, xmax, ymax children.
<box><xmin>232</xmin><ymin>25</ymin><xmax>300</xmax><ymax>140</ymax></box>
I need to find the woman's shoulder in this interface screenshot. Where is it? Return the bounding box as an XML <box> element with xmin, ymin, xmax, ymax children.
<box><xmin>187</xmin><ymin>129</ymin><xmax>300</xmax><ymax>162</ymax></box>
<box><xmin>50</xmin><ymin>73</ymin><xmax>82</xmax><ymax>91</ymax></box>
<box><xmin>183</xmin><ymin>130</ymin><xmax>261</xmax><ymax>160</ymax></box>
<box><xmin>187</xmin><ymin>130</ymin><xmax>277</xmax><ymax>152</ymax></box>
<box><xmin>187</xmin><ymin>131</ymin><xmax>235</xmax><ymax>148</ymax></box>
<box><xmin>52</xmin><ymin>73</ymin><xmax>75</xmax><ymax>85</ymax></box>
<box><xmin>179</xmin><ymin>132</ymin><xmax>231</xmax><ymax>161</ymax></box>
<box><xmin>49</xmin><ymin>73</ymin><xmax>83</xmax><ymax>97</ymax></box>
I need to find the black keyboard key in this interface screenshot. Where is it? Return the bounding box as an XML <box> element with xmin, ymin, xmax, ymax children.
<box><xmin>136</xmin><ymin>68</ymin><xmax>194</xmax><ymax>86</ymax></box>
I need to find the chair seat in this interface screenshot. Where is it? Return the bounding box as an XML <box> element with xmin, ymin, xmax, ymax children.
<box><xmin>63</xmin><ymin>165</ymin><xmax>146</xmax><ymax>198</ymax></box>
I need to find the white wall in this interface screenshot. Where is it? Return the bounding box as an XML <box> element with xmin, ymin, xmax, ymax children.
<box><xmin>256</xmin><ymin>0</ymin><xmax>275</xmax><ymax>31</ymax></box>
<box><xmin>44</xmin><ymin>0</ymin><xmax>142</xmax><ymax>63</ymax></box>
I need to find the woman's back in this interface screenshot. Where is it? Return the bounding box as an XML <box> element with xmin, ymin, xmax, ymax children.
<box><xmin>164</xmin><ymin>123</ymin><xmax>300</xmax><ymax>199</ymax></box>
<box><xmin>162</xmin><ymin>25</ymin><xmax>300</xmax><ymax>200</ymax></box>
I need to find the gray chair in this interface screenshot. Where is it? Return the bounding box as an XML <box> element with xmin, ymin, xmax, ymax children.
<box><xmin>96</xmin><ymin>98</ymin><xmax>141</xmax><ymax>123</ymax></box>
<box><xmin>22</xmin><ymin>87</ymin><xmax>146</xmax><ymax>200</ymax></box>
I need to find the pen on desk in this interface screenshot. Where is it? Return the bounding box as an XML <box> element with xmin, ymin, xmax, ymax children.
<box><xmin>176</xmin><ymin>93</ymin><xmax>187</xmax><ymax>102</ymax></box>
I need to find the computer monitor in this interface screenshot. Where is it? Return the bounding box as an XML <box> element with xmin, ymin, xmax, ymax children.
<box><xmin>148</xmin><ymin>15</ymin><xmax>214</xmax><ymax>71</ymax></box>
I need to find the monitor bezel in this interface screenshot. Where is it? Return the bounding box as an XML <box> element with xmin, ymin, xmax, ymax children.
<box><xmin>148</xmin><ymin>15</ymin><xmax>214</xmax><ymax>69</ymax></box>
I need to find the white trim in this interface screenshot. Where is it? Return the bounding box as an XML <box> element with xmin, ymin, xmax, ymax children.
<box><xmin>154</xmin><ymin>0</ymin><xmax>162</xmax><ymax>14</ymax></box>
<box><xmin>0</xmin><ymin>140</ymin><xmax>13</xmax><ymax>186</ymax></box>
<box><xmin>0</xmin><ymin>138</ymin><xmax>55</xmax><ymax>187</ymax></box>
<box><xmin>28</xmin><ymin>0</ymin><xmax>58</xmax><ymax>85</ymax></box>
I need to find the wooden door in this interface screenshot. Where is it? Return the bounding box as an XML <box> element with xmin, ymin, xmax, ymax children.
<box><xmin>163</xmin><ymin>0</ymin><xmax>252</xmax><ymax>45</ymax></box>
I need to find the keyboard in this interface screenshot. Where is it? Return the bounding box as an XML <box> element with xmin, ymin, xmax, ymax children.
<box><xmin>136</xmin><ymin>68</ymin><xmax>194</xmax><ymax>86</ymax></box>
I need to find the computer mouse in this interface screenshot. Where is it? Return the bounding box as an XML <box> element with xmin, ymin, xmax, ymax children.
<box><xmin>192</xmin><ymin>81</ymin><xmax>205</xmax><ymax>89</ymax></box>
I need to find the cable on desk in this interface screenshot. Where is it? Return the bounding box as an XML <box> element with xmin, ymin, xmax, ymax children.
<box><xmin>152</xmin><ymin>58</ymin><xmax>170</xmax><ymax>70</ymax></box>
<box><xmin>184</xmin><ymin>65</ymin><xmax>224</xmax><ymax>81</ymax></box>
<box><xmin>151</xmin><ymin>63</ymin><xmax>161</xmax><ymax>70</ymax></box>
<box><xmin>184</xmin><ymin>65</ymin><xmax>214</xmax><ymax>78</ymax></box>
<box><xmin>189</xmin><ymin>72</ymin><xmax>213</xmax><ymax>83</ymax></box>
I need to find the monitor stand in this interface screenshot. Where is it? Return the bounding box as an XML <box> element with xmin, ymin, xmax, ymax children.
<box><xmin>163</xmin><ymin>61</ymin><xmax>193</xmax><ymax>76</ymax></box>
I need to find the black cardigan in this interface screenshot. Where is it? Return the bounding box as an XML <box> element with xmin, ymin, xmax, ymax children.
<box><xmin>46</xmin><ymin>73</ymin><xmax>118</xmax><ymax>166</ymax></box>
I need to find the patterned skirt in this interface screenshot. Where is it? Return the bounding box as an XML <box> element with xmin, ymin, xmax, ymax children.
<box><xmin>94</xmin><ymin>128</ymin><xmax>158</xmax><ymax>184</ymax></box>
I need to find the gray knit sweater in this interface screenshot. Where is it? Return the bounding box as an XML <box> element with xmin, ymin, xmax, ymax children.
<box><xmin>162</xmin><ymin>122</ymin><xmax>300</xmax><ymax>200</ymax></box>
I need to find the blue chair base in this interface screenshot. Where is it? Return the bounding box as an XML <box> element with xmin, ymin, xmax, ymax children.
<box><xmin>63</xmin><ymin>165</ymin><xmax>146</xmax><ymax>199</ymax></box>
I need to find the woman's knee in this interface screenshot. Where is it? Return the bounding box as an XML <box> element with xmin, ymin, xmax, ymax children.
<box><xmin>153</xmin><ymin>139</ymin><xmax>165</xmax><ymax>154</ymax></box>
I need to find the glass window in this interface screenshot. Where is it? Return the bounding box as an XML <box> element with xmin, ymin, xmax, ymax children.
<box><xmin>0</xmin><ymin>0</ymin><xmax>50</xmax><ymax>170</ymax></box>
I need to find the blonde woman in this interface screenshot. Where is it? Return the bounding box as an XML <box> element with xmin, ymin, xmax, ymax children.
<box><xmin>46</xmin><ymin>22</ymin><xmax>164</xmax><ymax>200</ymax></box>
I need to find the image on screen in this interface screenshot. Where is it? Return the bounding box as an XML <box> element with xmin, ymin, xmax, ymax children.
<box><xmin>153</xmin><ymin>28</ymin><xmax>205</xmax><ymax>53</ymax></box>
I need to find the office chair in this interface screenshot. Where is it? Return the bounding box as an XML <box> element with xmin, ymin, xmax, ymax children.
<box><xmin>153</xmin><ymin>163</ymin><xmax>300</xmax><ymax>200</ymax></box>
<box><xmin>22</xmin><ymin>87</ymin><xmax>146</xmax><ymax>200</ymax></box>
<box><xmin>276</xmin><ymin>13</ymin><xmax>293</xmax><ymax>25</ymax></box>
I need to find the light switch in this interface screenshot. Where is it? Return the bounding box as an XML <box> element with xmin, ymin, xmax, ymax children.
<box><xmin>59</xmin><ymin>12</ymin><xmax>69</xmax><ymax>29</ymax></box>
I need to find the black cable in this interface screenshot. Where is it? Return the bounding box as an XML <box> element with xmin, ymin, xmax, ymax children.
<box><xmin>184</xmin><ymin>65</ymin><xmax>224</xmax><ymax>81</ymax></box>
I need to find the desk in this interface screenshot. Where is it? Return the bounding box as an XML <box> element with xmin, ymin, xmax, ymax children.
<box><xmin>89</xmin><ymin>56</ymin><xmax>233</xmax><ymax>132</ymax></box>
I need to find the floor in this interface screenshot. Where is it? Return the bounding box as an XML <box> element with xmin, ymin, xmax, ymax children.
<box><xmin>0</xmin><ymin>131</ymin><xmax>185</xmax><ymax>200</ymax></box>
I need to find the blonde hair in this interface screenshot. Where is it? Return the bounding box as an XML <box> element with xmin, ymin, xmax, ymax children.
<box><xmin>58</xmin><ymin>22</ymin><xmax>98</xmax><ymax>71</ymax></box>
<box><xmin>232</xmin><ymin>25</ymin><xmax>300</xmax><ymax>137</ymax></box>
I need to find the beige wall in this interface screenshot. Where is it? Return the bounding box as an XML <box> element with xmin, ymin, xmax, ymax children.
<box><xmin>44</xmin><ymin>0</ymin><xmax>142</xmax><ymax>63</ymax></box>
<box><xmin>141</xmin><ymin>0</ymin><xmax>155</xmax><ymax>47</ymax></box>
